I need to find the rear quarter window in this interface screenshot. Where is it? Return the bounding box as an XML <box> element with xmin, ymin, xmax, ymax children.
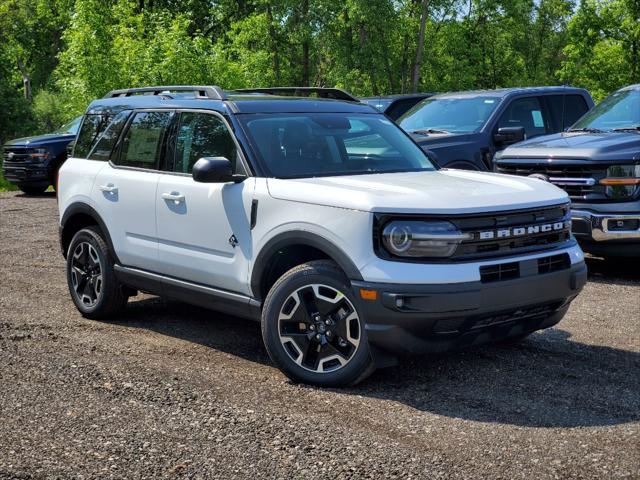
<box><xmin>74</xmin><ymin>114</ymin><xmax>113</xmax><ymax>159</ymax></box>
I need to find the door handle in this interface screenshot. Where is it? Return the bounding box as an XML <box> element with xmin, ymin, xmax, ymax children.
<box><xmin>98</xmin><ymin>183</ymin><xmax>118</xmax><ymax>194</ymax></box>
<box><xmin>161</xmin><ymin>191</ymin><xmax>185</xmax><ymax>203</ymax></box>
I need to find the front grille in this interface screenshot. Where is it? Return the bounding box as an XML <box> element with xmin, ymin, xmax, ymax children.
<box><xmin>2</xmin><ymin>147</ymin><xmax>32</xmax><ymax>163</ymax></box>
<box><xmin>537</xmin><ymin>253</ymin><xmax>570</xmax><ymax>274</ymax></box>
<box><xmin>495</xmin><ymin>161</ymin><xmax>608</xmax><ymax>201</ymax></box>
<box><xmin>433</xmin><ymin>302</ymin><xmax>562</xmax><ymax>334</ymax></box>
<box><xmin>450</xmin><ymin>204</ymin><xmax>572</xmax><ymax>260</ymax></box>
<box><xmin>480</xmin><ymin>262</ymin><xmax>520</xmax><ymax>283</ymax></box>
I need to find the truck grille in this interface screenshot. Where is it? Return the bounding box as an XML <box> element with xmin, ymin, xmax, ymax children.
<box><xmin>2</xmin><ymin>147</ymin><xmax>32</xmax><ymax>163</ymax></box>
<box><xmin>495</xmin><ymin>161</ymin><xmax>608</xmax><ymax>201</ymax></box>
<box><xmin>450</xmin><ymin>204</ymin><xmax>572</xmax><ymax>260</ymax></box>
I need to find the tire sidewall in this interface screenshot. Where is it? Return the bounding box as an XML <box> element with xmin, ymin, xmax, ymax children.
<box><xmin>262</xmin><ymin>263</ymin><xmax>372</xmax><ymax>387</ymax></box>
<box><xmin>66</xmin><ymin>228</ymin><xmax>110</xmax><ymax>316</ymax></box>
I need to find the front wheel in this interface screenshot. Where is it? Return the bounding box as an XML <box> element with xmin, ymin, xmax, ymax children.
<box><xmin>20</xmin><ymin>185</ymin><xmax>48</xmax><ymax>195</ymax></box>
<box><xmin>261</xmin><ymin>261</ymin><xmax>374</xmax><ymax>387</ymax></box>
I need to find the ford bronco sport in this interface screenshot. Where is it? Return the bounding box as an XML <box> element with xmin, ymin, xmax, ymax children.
<box><xmin>58</xmin><ymin>85</ymin><xmax>587</xmax><ymax>387</ymax></box>
<box><xmin>496</xmin><ymin>84</ymin><xmax>640</xmax><ymax>258</ymax></box>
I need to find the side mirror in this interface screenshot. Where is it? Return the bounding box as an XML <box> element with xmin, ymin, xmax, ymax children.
<box><xmin>493</xmin><ymin>126</ymin><xmax>525</xmax><ymax>146</ymax></box>
<box><xmin>66</xmin><ymin>140</ymin><xmax>75</xmax><ymax>157</ymax></box>
<box><xmin>192</xmin><ymin>157</ymin><xmax>240</xmax><ymax>183</ymax></box>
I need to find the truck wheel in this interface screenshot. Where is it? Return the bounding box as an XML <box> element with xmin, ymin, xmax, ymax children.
<box><xmin>261</xmin><ymin>260</ymin><xmax>374</xmax><ymax>387</ymax></box>
<box><xmin>66</xmin><ymin>226</ymin><xmax>128</xmax><ymax>319</ymax></box>
<box><xmin>20</xmin><ymin>186</ymin><xmax>47</xmax><ymax>195</ymax></box>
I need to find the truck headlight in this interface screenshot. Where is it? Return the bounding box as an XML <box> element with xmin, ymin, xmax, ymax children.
<box><xmin>600</xmin><ymin>164</ymin><xmax>640</xmax><ymax>199</ymax></box>
<box><xmin>382</xmin><ymin>220</ymin><xmax>471</xmax><ymax>258</ymax></box>
<box><xmin>29</xmin><ymin>148</ymin><xmax>49</xmax><ymax>163</ymax></box>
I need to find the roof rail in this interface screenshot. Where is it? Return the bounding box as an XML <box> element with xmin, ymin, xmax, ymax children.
<box><xmin>234</xmin><ymin>87</ymin><xmax>358</xmax><ymax>102</ymax></box>
<box><xmin>104</xmin><ymin>85</ymin><xmax>227</xmax><ymax>100</ymax></box>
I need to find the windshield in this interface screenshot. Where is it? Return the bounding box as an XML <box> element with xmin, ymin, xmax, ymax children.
<box><xmin>54</xmin><ymin>116</ymin><xmax>82</xmax><ymax>135</ymax></box>
<box><xmin>239</xmin><ymin>113</ymin><xmax>436</xmax><ymax>178</ymax></box>
<box><xmin>399</xmin><ymin>96</ymin><xmax>500</xmax><ymax>134</ymax></box>
<box><xmin>571</xmin><ymin>89</ymin><xmax>640</xmax><ymax>131</ymax></box>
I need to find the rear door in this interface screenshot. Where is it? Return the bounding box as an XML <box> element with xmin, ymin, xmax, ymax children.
<box><xmin>543</xmin><ymin>94</ymin><xmax>591</xmax><ymax>132</ymax></box>
<box><xmin>155</xmin><ymin>110</ymin><xmax>254</xmax><ymax>295</ymax></box>
<box><xmin>93</xmin><ymin>110</ymin><xmax>174</xmax><ymax>269</ymax></box>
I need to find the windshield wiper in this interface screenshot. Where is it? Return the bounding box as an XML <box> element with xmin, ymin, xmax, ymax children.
<box><xmin>612</xmin><ymin>126</ymin><xmax>640</xmax><ymax>133</ymax></box>
<box><xmin>410</xmin><ymin>128</ymin><xmax>450</xmax><ymax>135</ymax></box>
<box><xmin>566</xmin><ymin>127</ymin><xmax>605</xmax><ymax>133</ymax></box>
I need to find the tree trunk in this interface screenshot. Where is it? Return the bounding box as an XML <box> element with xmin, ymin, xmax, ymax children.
<box><xmin>411</xmin><ymin>0</ymin><xmax>429</xmax><ymax>93</ymax></box>
<box><xmin>267</xmin><ymin>5</ymin><xmax>281</xmax><ymax>83</ymax></box>
<box><xmin>16</xmin><ymin>58</ymin><xmax>31</xmax><ymax>101</ymax></box>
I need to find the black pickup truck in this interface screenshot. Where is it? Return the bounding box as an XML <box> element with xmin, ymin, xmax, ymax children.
<box><xmin>2</xmin><ymin>116</ymin><xmax>81</xmax><ymax>195</ymax></box>
<box><xmin>495</xmin><ymin>84</ymin><xmax>640</xmax><ymax>257</ymax></box>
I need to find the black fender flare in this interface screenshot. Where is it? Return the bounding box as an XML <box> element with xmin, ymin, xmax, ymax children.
<box><xmin>250</xmin><ymin>231</ymin><xmax>363</xmax><ymax>299</ymax></box>
<box><xmin>60</xmin><ymin>202</ymin><xmax>120</xmax><ymax>263</ymax></box>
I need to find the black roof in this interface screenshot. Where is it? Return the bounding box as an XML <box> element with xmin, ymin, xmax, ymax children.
<box><xmin>86</xmin><ymin>85</ymin><xmax>377</xmax><ymax>115</ymax></box>
<box><xmin>361</xmin><ymin>93</ymin><xmax>435</xmax><ymax>100</ymax></box>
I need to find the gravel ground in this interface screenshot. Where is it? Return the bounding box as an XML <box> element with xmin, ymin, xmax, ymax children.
<box><xmin>0</xmin><ymin>191</ymin><xmax>638</xmax><ymax>479</ymax></box>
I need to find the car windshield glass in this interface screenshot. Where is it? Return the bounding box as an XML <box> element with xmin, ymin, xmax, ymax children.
<box><xmin>399</xmin><ymin>96</ymin><xmax>500</xmax><ymax>134</ymax></box>
<box><xmin>571</xmin><ymin>89</ymin><xmax>640</xmax><ymax>131</ymax></box>
<box><xmin>240</xmin><ymin>113</ymin><xmax>436</xmax><ymax>178</ymax></box>
<box><xmin>54</xmin><ymin>116</ymin><xmax>82</xmax><ymax>134</ymax></box>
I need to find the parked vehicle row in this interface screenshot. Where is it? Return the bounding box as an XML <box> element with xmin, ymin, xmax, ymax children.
<box><xmin>57</xmin><ymin>85</ymin><xmax>586</xmax><ymax>387</ymax></box>
<box><xmin>495</xmin><ymin>84</ymin><xmax>640</xmax><ymax>258</ymax></box>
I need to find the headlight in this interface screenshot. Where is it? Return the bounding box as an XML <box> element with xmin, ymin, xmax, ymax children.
<box><xmin>600</xmin><ymin>164</ymin><xmax>640</xmax><ymax>199</ymax></box>
<box><xmin>381</xmin><ymin>220</ymin><xmax>470</xmax><ymax>258</ymax></box>
<box><xmin>29</xmin><ymin>148</ymin><xmax>49</xmax><ymax>163</ymax></box>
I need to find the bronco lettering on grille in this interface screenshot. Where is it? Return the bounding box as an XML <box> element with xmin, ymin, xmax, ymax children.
<box><xmin>478</xmin><ymin>221</ymin><xmax>568</xmax><ymax>240</ymax></box>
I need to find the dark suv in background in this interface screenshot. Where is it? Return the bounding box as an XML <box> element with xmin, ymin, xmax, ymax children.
<box><xmin>1</xmin><ymin>116</ymin><xmax>82</xmax><ymax>195</ymax></box>
<box><xmin>398</xmin><ymin>87</ymin><xmax>594</xmax><ymax>170</ymax></box>
<box><xmin>495</xmin><ymin>84</ymin><xmax>640</xmax><ymax>258</ymax></box>
<box><xmin>361</xmin><ymin>93</ymin><xmax>434</xmax><ymax>121</ymax></box>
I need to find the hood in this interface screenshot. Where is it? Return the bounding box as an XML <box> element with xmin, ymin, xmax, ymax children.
<box><xmin>267</xmin><ymin>170</ymin><xmax>568</xmax><ymax>214</ymax></box>
<box><xmin>3</xmin><ymin>133</ymin><xmax>75</xmax><ymax>148</ymax></box>
<box><xmin>410</xmin><ymin>131</ymin><xmax>480</xmax><ymax>151</ymax></box>
<box><xmin>498</xmin><ymin>131</ymin><xmax>640</xmax><ymax>163</ymax></box>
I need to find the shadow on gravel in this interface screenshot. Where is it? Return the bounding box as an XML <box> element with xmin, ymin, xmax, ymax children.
<box><xmin>586</xmin><ymin>256</ymin><xmax>640</xmax><ymax>284</ymax></box>
<box><xmin>14</xmin><ymin>191</ymin><xmax>56</xmax><ymax>198</ymax></box>
<box><xmin>111</xmin><ymin>297</ymin><xmax>639</xmax><ymax>429</ymax></box>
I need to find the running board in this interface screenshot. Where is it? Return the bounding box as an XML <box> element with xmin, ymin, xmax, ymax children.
<box><xmin>114</xmin><ymin>265</ymin><xmax>262</xmax><ymax>321</ymax></box>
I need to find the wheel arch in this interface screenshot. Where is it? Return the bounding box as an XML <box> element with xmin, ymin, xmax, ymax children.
<box><xmin>60</xmin><ymin>202</ymin><xmax>119</xmax><ymax>263</ymax></box>
<box><xmin>251</xmin><ymin>231</ymin><xmax>363</xmax><ymax>301</ymax></box>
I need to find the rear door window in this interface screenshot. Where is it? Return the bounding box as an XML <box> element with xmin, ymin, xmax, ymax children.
<box><xmin>497</xmin><ymin>97</ymin><xmax>548</xmax><ymax>138</ymax></box>
<box><xmin>116</xmin><ymin>111</ymin><xmax>174</xmax><ymax>169</ymax></box>
<box><xmin>545</xmin><ymin>95</ymin><xmax>590</xmax><ymax>131</ymax></box>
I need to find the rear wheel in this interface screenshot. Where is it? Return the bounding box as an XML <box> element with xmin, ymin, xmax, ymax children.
<box><xmin>66</xmin><ymin>226</ymin><xmax>128</xmax><ymax>319</ymax></box>
<box><xmin>261</xmin><ymin>261</ymin><xmax>374</xmax><ymax>387</ymax></box>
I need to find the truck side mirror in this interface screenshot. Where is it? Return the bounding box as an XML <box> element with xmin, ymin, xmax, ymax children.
<box><xmin>493</xmin><ymin>127</ymin><xmax>525</xmax><ymax>146</ymax></box>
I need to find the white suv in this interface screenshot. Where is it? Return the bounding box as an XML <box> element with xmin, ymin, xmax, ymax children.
<box><xmin>58</xmin><ymin>86</ymin><xmax>587</xmax><ymax>387</ymax></box>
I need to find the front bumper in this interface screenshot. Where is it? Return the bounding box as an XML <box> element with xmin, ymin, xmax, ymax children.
<box><xmin>572</xmin><ymin>208</ymin><xmax>640</xmax><ymax>256</ymax></box>
<box><xmin>352</xmin><ymin>259</ymin><xmax>586</xmax><ymax>355</ymax></box>
<box><xmin>2</xmin><ymin>163</ymin><xmax>51</xmax><ymax>186</ymax></box>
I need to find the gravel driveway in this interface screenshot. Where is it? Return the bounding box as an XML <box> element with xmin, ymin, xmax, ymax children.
<box><xmin>0</xmin><ymin>191</ymin><xmax>638</xmax><ymax>479</ymax></box>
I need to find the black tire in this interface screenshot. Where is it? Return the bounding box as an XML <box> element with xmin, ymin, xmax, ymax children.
<box><xmin>66</xmin><ymin>226</ymin><xmax>128</xmax><ymax>319</ymax></box>
<box><xmin>20</xmin><ymin>185</ymin><xmax>48</xmax><ymax>195</ymax></box>
<box><xmin>499</xmin><ymin>332</ymin><xmax>533</xmax><ymax>345</ymax></box>
<box><xmin>261</xmin><ymin>260</ymin><xmax>374</xmax><ymax>387</ymax></box>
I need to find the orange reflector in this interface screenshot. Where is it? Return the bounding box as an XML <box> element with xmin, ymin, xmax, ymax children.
<box><xmin>599</xmin><ymin>178</ymin><xmax>640</xmax><ymax>186</ymax></box>
<box><xmin>359</xmin><ymin>288</ymin><xmax>378</xmax><ymax>301</ymax></box>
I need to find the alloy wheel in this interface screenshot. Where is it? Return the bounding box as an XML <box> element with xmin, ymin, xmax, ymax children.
<box><xmin>70</xmin><ymin>242</ymin><xmax>103</xmax><ymax>308</ymax></box>
<box><xmin>278</xmin><ymin>284</ymin><xmax>361</xmax><ymax>373</ymax></box>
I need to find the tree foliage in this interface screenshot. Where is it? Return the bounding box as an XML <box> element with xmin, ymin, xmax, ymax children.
<box><xmin>0</xmin><ymin>0</ymin><xmax>639</xmax><ymax>143</ymax></box>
